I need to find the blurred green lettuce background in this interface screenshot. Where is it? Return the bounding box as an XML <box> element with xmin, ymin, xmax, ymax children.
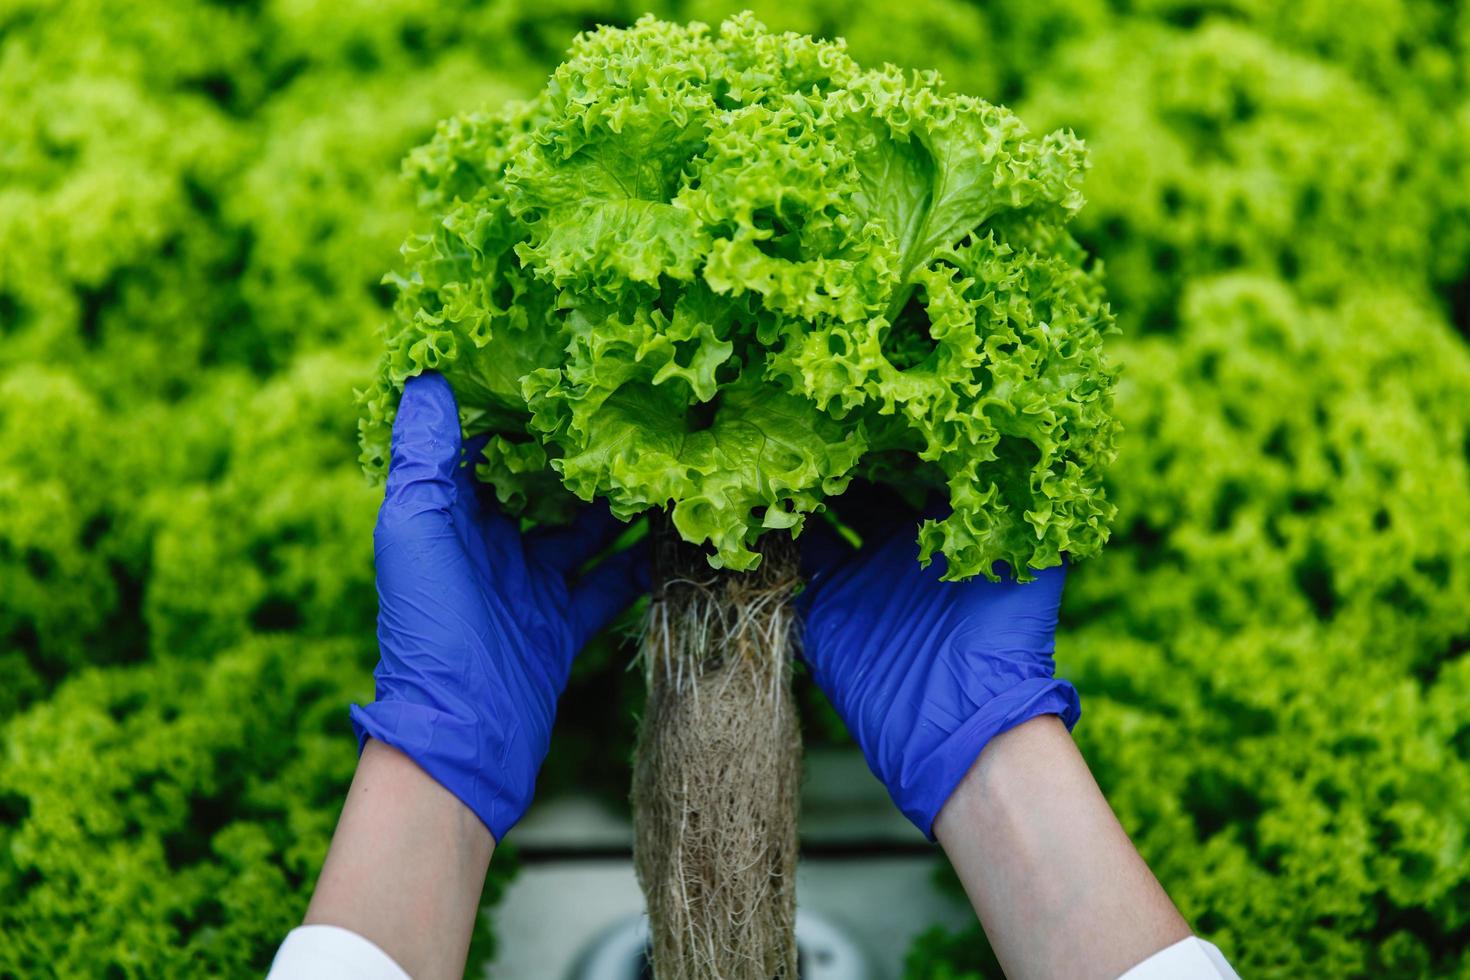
<box><xmin>0</xmin><ymin>1</ymin><xmax>1467</xmax><ymax>977</ymax></box>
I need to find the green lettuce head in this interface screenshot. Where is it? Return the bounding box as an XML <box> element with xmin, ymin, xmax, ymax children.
<box><xmin>360</xmin><ymin>13</ymin><xmax>1119</xmax><ymax>580</ymax></box>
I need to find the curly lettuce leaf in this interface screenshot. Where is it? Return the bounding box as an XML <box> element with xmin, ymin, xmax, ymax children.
<box><xmin>361</xmin><ymin>14</ymin><xmax>1118</xmax><ymax>578</ymax></box>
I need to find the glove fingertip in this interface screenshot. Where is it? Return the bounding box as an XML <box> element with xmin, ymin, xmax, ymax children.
<box><xmin>384</xmin><ymin>373</ymin><xmax>464</xmax><ymax>509</ymax></box>
<box><xmin>397</xmin><ymin>372</ymin><xmax>458</xmax><ymax>430</ymax></box>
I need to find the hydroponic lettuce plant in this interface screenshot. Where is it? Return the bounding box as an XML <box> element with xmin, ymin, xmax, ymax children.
<box><xmin>359</xmin><ymin>15</ymin><xmax>1119</xmax><ymax>979</ymax></box>
<box><xmin>360</xmin><ymin>12</ymin><xmax>1119</xmax><ymax>581</ymax></box>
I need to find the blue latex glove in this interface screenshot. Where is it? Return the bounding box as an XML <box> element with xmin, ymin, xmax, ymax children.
<box><xmin>799</xmin><ymin>491</ymin><xmax>1080</xmax><ymax>838</ymax></box>
<box><xmin>351</xmin><ymin>373</ymin><xmax>648</xmax><ymax>841</ymax></box>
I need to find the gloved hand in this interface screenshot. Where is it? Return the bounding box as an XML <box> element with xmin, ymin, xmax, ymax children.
<box><xmin>799</xmin><ymin>490</ymin><xmax>1080</xmax><ymax>838</ymax></box>
<box><xmin>351</xmin><ymin>373</ymin><xmax>647</xmax><ymax>842</ymax></box>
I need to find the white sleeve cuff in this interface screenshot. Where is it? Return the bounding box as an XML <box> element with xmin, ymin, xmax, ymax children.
<box><xmin>1117</xmin><ymin>936</ymin><xmax>1241</xmax><ymax>980</ymax></box>
<box><xmin>266</xmin><ymin>924</ymin><xmax>413</xmax><ymax>980</ymax></box>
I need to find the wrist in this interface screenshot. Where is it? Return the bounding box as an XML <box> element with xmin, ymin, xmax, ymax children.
<box><xmin>933</xmin><ymin>713</ymin><xmax>1071</xmax><ymax>845</ymax></box>
<box><xmin>350</xmin><ymin>700</ymin><xmax>539</xmax><ymax>841</ymax></box>
<box><xmin>891</xmin><ymin>677</ymin><xmax>1080</xmax><ymax>839</ymax></box>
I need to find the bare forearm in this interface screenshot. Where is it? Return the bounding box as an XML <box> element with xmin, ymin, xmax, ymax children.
<box><xmin>305</xmin><ymin>739</ymin><xmax>494</xmax><ymax>980</ymax></box>
<box><xmin>934</xmin><ymin>715</ymin><xmax>1191</xmax><ymax>980</ymax></box>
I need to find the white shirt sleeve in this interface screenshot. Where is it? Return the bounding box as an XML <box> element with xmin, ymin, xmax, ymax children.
<box><xmin>266</xmin><ymin>925</ymin><xmax>412</xmax><ymax>980</ymax></box>
<box><xmin>1117</xmin><ymin>936</ymin><xmax>1241</xmax><ymax>980</ymax></box>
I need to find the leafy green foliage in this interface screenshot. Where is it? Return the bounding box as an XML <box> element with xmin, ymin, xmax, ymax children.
<box><xmin>1074</xmin><ymin>277</ymin><xmax>1470</xmax><ymax>663</ymax></box>
<box><xmin>1019</xmin><ymin>19</ymin><xmax>1459</xmax><ymax>336</ymax></box>
<box><xmin>2</xmin><ymin>0</ymin><xmax>1468</xmax><ymax>977</ymax></box>
<box><xmin>0</xmin><ymin>1</ymin><xmax>541</xmax><ymax>973</ymax></box>
<box><xmin>0</xmin><ymin>636</ymin><xmax>514</xmax><ymax>977</ymax></box>
<box><xmin>145</xmin><ymin>355</ymin><xmax>381</xmax><ymax>661</ymax></box>
<box><xmin>361</xmin><ymin>14</ymin><xmax>1120</xmax><ymax>580</ymax></box>
<box><xmin>0</xmin><ymin>370</ymin><xmax>114</xmax><ymax>710</ymax></box>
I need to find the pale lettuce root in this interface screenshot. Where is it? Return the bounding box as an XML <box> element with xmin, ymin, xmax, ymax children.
<box><xmin>632</xmin><ymin>515</ymin><xmax>802</xmax><ymax>979</ymax></box>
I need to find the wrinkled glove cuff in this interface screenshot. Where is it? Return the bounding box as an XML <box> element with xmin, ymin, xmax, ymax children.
<box><xmin>898</xmin><ymin>677</ymin><xmax>1081</xmax><ymax>840</ymax></box>
<box><xmin>350</xmin><ymin>701</ymin><xmax>528</xmax><ymax>843</ymax></box>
